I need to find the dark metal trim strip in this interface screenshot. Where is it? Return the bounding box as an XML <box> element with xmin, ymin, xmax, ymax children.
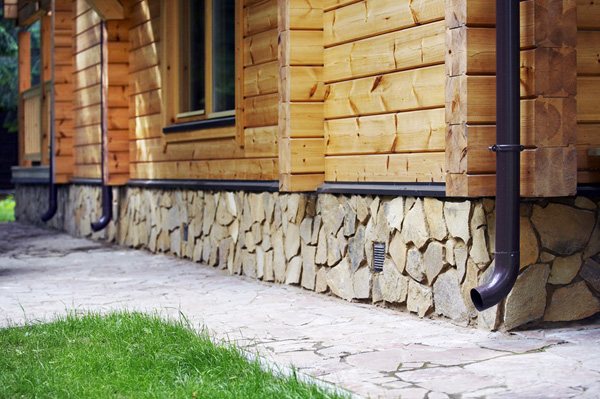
<box><xmin>576</xmin><ymin>185</ymin><xmax>600</xmax><ymax>197</ymax></box>
<box><xmin>317</xmin><ymin>182</ymin><xmax>446</xmax><ymax>197</ymax></box>
<box><xmin>11</xmin><ymin>177</ymin><xmax>51</xmax><ymax>185</ymax></box>
<box><xmin>70</xmin><ymin>178</ymin><xmax>103</xmax><ymax>186</ymax></box>
<box><xmin>163</xmin><ymin>116</ymin><xmax>236</xmax><ymax>134</ymax></box>
<box><xmin>127</xmin><ymin>179</ymin><xmax>279</xmax><ymax>192</ymax></box>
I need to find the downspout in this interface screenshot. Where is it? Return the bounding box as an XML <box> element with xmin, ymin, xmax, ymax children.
<box><xmin>90</xmin><ymin>20</ymin><xmax>112</xmax><ymax>232</ymax></box>
<box><xmin>41</xmin><ymin>0</ymin><xmax>57</xmax><ymax>222</ymax></box>
<box><xmin>470</xmin><ymin>0</ymin><xmax>524</xmax><ymax>311</ymax></box>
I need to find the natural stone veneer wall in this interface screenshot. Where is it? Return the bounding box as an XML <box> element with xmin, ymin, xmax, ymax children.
<box><xmin>15</xmin><ymin>184</ymin><xmax>600</xmax><ymax>330</ymax></box>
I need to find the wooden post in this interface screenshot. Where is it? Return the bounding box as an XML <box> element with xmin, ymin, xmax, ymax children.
<box><xmin>105</xmin><ymin>18</ymin><xmax>130</xmax><ymax>185</ymax></box>
<box><xmin>278</xmin><ymin>0</ymin><xmax>325</xmax><ymax>192</ymax></box>
<box><xmin>18</xmin><ymin>31</ymin><xmax>31</xmax><ymax>167</ymax></box>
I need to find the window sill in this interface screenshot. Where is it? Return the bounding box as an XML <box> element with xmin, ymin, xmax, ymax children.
<box><xmin>163</xmin><ymin>116</ymin><xmax>236</xmax><ymax>134</ymax></box>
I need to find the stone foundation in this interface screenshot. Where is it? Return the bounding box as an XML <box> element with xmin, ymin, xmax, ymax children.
<box><xmin>15</xmin><ymin>184</ymin><xmax>600</xmax><ymax>330</ymax></box>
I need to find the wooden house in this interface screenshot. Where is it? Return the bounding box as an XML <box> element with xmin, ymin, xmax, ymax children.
<box><xmin>7</xmin><ymin>0</ymin><xmax>600</xmax><ymax>330</ymax></box>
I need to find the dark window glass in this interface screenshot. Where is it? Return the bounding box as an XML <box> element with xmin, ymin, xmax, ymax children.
<box><xmin>181</xmin><ymin>0</ymin><xmax>205</xmax><ymax>113</ymax></box>
<box><xmin>211</xmin><ymin>0</ymin><xmax>235</xmax><ymax>113</ymax></box>
<box><xmin>28</xmin><ymin>20</ymin><xmax>41</xmax><ymax>87</ymax></box>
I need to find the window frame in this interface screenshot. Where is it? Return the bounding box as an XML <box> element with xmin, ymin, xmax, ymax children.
<box><xmin>161</xmin><ymin>0</ymin><xmax>237</xmax><ymax>133</ymax></box>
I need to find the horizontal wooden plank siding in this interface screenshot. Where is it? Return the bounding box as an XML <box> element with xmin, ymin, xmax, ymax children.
<box><xmin>323</xmin><ymin>0</ymin><xmax>446</xmax><ymax>184</ymax></box>
<box><xmin>73</xmin><ymin>1</ymin><xmax>129</xmax><ymax>183</ymax></box>
<box><xmin>54</xmin><ymin>1</ymin><xmax>74</xmax><ymax>182</ymax></box>
<box><xmin>446</xmin><ymin>0</ymin><xmax>580</xmax><ymax>196</ymax></box>
<box><xmin>279</xmin><ymin>0</ymin><xmax>325</xmax><ymax>191</ymax></box>
<box><xmin>127</xmin><ymin>0</ymin><xmax>278</xmax><ymax>182</ymax></box>
<box><xmin>575</xmin><ymin>0</ymin><xmax>600</xmax><ymax>183</ymax></box>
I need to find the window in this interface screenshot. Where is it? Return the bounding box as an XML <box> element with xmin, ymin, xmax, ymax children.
<box><xmin>164</xmin><ymin>0</ymin><xmax>236</xmax><ymax>126</ymax></box>
<box><xmin>28</xmin><ymin>20</ymin><xmax>41</xmax><ymax>87</ymax></box>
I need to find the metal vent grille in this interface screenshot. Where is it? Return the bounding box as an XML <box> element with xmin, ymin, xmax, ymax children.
<box><xmin>373</xmin><ymin>242</ymin><xmax>385</xmax><ymax>273</ymax></box>
<box><xmin>182</xmin><ymin>223</ymin><xmax>189</xmax><ymax>242</ymax></box>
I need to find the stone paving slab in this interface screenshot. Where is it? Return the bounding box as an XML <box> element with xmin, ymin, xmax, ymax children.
<box><xmin>1</xmin><ymin>222</ymin><xmax>599</xmax><ymax>398</ymax></box>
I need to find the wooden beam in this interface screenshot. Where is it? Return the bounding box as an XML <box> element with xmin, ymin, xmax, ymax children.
<box><xmin>18</xmin><ymin>1</ymin><xmax>44</xmax><ymax>27</ymax></box>
<box><xmin>85</xmin><ymin>0</ymin><xmax>124</xmax><ymax>20</ymax></box>
<box><xmin>4</xmin><ymin>0</ymin><xmax>18</xmax><ymax>18</ymax></box>
<box><xmin>18</xmin><ymin>30</ymin><xmax>31</xmax><ymax>93</ymax></box>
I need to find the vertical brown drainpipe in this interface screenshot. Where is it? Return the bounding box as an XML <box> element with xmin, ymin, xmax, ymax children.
<box><xmin>91</xmin><ymin>20</ymin><xmax>112</xmax><ymax>232</ymax></box>
<box><xmin>41</xmin><ymin>0</ymin><xmax>57</xmax><ymax>222</ymax></box>
<box><xmin>470</xmin><ymin>0</ymin><xmax>523</xmax><ymax>311</ymax></box>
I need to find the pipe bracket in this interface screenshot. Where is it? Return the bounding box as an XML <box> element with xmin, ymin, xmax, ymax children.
<box><xmin>489</xmin><ymin>144</ymin><xmax>525</xmax><ymax>153</ymax></box>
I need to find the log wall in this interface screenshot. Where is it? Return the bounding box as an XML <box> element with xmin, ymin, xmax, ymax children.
<box><xmin>52</xmin><ymin>1</ymin><xmax>75</xmax><ymax>183</ymax></box>
<box><xmin>12</xmin><ymin>0</ymin><xmax>600</xmax><ymax>196</ymax></box>
<box><xmin>72</xmin><ymin>0</ymin><xmax>129</xmax><ymax>185</ymax></box>
<box><xmin>278</xmin><ymin>0</ymin><xmax>325</xmax><ymax>191</ymax></box>
<box><xmin>445</xmin><ymin>0</ymin><xmax>580</xmax><ymax>197</ymax></box>
<box><xmin>322</xmin><ymin>0</ymin><xmax>447</xmax><ymax>184</ymax></box>
<box><xmin>127</xmin><ymin>0</ymin><xmax>278</xmax><ymax>181</ymax></box>
<box><xmin>576</xmin><ymin>0</ymin><xmax>600</xmax><ymax>184</ymax></box>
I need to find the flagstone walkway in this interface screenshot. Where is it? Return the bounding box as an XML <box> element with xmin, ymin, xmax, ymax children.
<box><xmin>1</xmin><ymin>222</ymin><xmax>599</xmax><ymax>398</ymax></box>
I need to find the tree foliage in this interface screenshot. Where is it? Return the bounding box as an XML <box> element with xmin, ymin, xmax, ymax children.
<box><xmin>0</xmin><ymin>18</ymin><xmax>18</xmax><ymax>132</ymax></box>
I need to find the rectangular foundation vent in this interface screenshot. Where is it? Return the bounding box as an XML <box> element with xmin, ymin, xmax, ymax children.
<box><xmin>372</xmin><ymin>242</ymin><xmax>385</xmax><ymax>273</ymax></box>
<box><xmin>182</xmin><ymin>223</ymin><xmax>189</xmax><ymax>242</ymax></box>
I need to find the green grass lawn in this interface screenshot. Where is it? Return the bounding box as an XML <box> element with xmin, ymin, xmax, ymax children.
<box><xmin>0</xmin><ymin>312</ymin><xmax>346</xmax><ymax>399</ymax></box>
<box><xmin>0</xmin><ymin>195</ymin><xmax>15</xmax><ymax>222</ymax></box>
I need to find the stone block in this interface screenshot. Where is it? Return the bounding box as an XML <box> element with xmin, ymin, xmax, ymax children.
<box><xmin>202</xmin><ymin>195</ymin><xmax>217</xmax><ymax>235</ymax></box>
<box><xmin>544</xmin><ymin>281</ymin><xmax>600</xmax><ymax>322</ymax></box>
<box><xmin>315</xmin><ymin>225</ymin><xmax>328</xmax><ymax>265</ymax></box>
<box><xmin>284</xmin><ymin>223</ymin><xmax>301</xmax><ymax>261</ymax></box>
<box><xmin>406</xmin><ymin>247</ymin><xmax>425</xmax><ymax>283</ymax></box>
<box><xmin>520</xmin><ymin>217</ymin><xmax>539</xmax><ymax>269</ymax></box>
<box><xmin>321</xmin><ymin>194</ymin><xmax>345</xmax><ymax>236</ymax></box>
<box><xmin>343</xmin><ymin>202</ymin><xmax>357</xmax><ymax>237</ymax></box>
<box><xmin>401</xmin><ymin>199</ymin><xmax>429</xmax><ymax>249</ymax></box>
<box><xmin>531</xmin><ymin>204</ymin><xmax>595</xmax><ymax>256</ymax></box>
<box><xmin>242</xmin><ymin>250</ymin><xmax>257</xmax><ymax>278</ymax></box>
<box><xmin>407</xmin><ymin>280</ymin><xmax>433</xmax><ymax>318</ymax></box>
<box><xmin>548</xmin><ymin>253</ymin><xmax>581</xmax><ymax>285</ymax></box>
<box><xmin>286</xmin><ymin>255</ymin><xmax>302</xmax><ymax>285</ymax></box>
<box><xmin>348</xmin><ymin>225</ymin><xmax>366</xmax><ymax>271</ymax></box>
<box><xmin>300</xmin><ymin>218</ymin><xmax>313</xmax><ymax>245</ymax></box>
<box><xmin>382</xmin><ymin>259</ymin><xmax>409</xmax><ymax>303</ymax></box>
<box><xmin>580</xmin><ymin>257</ymin><xmax>600</xmax><ymax>293</ymax></box>
<box><xmin>388</xmin><ymin>231</ymin><xmax>407</xmax><ymax>273</ymax></box>
<box><xmin>584</xmin><ymin>221</ymin><xmax>600</xmax><ymax>260</ymax></box>
<box><xmin>216</xmin><ymin>198</ymin><xmax>234</xmax><ymax>226</ymax></box>
<box><xmin>434</xmin><ymin>269</ymin><xmax>469</xmax><ymax>325</ymax></box>
<box><xmin>327</xmin><ymin>231</ymin><xmax>346</xmax><ymax>266</ymax></box>
<box><xmin>385</xmin><ymin>197</ymin><xmax>404</xmax><ymax>232</ymax></box>
<box><xmin>250</xmin><ymin>193</ymin><xmax>266</xmax><ymax>224</ymax></box>
<box><xmin>219</xmin><ymin>238</ymin><xmax>233</xmax><ymax>270</ymax></box>
<box><xmin>469</xmin><ymin>204</ymin><xmax>490</xmax><ymax>265</ymax></box>
<box><xmin>315</xmin><ymin>266</ymin><xmax>328</xmax><ymax>293</ymax></box>
<box><xmin>353</xmin><ymin>266</ymin><xmax>371</xmax><ymax>299</ymax></box>
<box><xmin>301</xmin><ymin>244</ymin><xmax>317</xmax><ymax>290</ymax></box>
<box><xmin>355</xmin><ymin>195</ymin><xmax>370</xmax><ymax>223</ymax></box>
<box><xmin>256</xmin><ymin>246</ymin><xmax>265</xmax><ymax>279</ymax></box>
<box><xmin>264</xmin><ymin>249</ymin><xmax>274</xmax><ymax>282</ymax></box>
<box><xmin>424</xmin><ymin>198</ymin><xmax>447</xmax><ymax>240</ymax></box>
<box><xmin>272</xmin><ymin>230</ymin><xmax>286</xmax><ymax>283</ymax></box>
<box><xmin>424</xmin><ymin>241</ymin><xmax>445</xmax><ymax>284</ymax></box>
<box><xmin>327</xmin><ymin>258</ymin><xmax>354</xmax><ymax>301</ymax></box>
<box><xmin>504</xmin><ymin>264</ymin><xmax>550</xmax><ymax>330</ymax></box>
<box><xmin>444</xmin><ymin>201</ymin><xmax>471</xmax><ymax>242</ymax></box>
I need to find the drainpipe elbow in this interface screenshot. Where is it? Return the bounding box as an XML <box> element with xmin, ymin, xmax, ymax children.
<box><xmin>90</xmin><ymin>186</ymin><xmax>113</xmax><ymax>232</ymax></box>
<box><xmin>470</xmin><ymin>251</ymin><xmax>519</xmax><ymax>311</ymax></box>
<box><xmin>40</xmin><ymin>184</ymin><xmax>58</xmax><ymax>222</ymax></box>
